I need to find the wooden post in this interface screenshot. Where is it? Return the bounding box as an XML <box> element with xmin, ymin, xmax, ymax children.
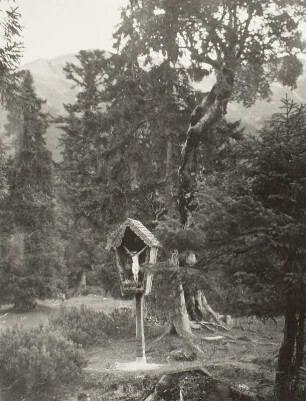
<box><xmin>135</xmin><ymin>292</ymin><xmax>146</xmax><ymax>363</ymax></box>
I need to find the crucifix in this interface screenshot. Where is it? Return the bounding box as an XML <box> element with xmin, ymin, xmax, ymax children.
<box><xmin>106</xmin><ymin>218</ymin><xmax>160</xmax><ymax>365</ymax></box>
<box><xmin>123</xmin><ymin>245</ymin><xmax>147</xmax><ymax>282</ymax></box>
<box><xmin>124</xmin><ymin>245</ymin><xmax>147</xmax><ymax>363</ymax></box>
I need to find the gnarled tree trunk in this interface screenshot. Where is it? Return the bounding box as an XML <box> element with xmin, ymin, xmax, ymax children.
<box><xmin>172</xmin><ymin>67</ymin><xmax>235</xmax><ymax>335</ymax></box>
<box><xmin>178</xmin><ymin>67</ymin><xmax>234</xmax><ymax>224</ymax></box>
<box><xmin>194</xmin><ymin>290</ymin><xmax>225</xmax><ymax>325</ymax></box>
<box><xmin>171</xmin><ymin>280</ymin><xmax>194</xmax><ymax>337</ymax></box>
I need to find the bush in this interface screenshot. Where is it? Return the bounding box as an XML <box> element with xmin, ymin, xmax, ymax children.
<box><xmin>0</xmin><ymin>325</ymin><xmax>87</xmax><ymax>392</ymax></box>
<box><xmin>109</xmin><ymin>306</ymin><xmax>135</xmax><ymax>338</ymax></box>
<box><xmin>50</xmin><ymin>305</ymin><xmax>135</xmax><ymax>346</ymax></box>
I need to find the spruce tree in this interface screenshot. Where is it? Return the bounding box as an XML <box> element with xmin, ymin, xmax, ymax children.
<box><xmin>192</xmin><ymin>98</ymin><xmax>305</xmax><ymax>400</ymax></box>
<box><xmin>58</xmin><ymin>50</ymin><xmax>111</xmax><ymax>229</ymax></box>
<box><xmin>0</xmin><ymin>71</ymin><xmax>66</xmax><ymax>310</ymax></box>
<box><xmin>57</xmin><ymin>50</ymin><xmax>112</xmax><ymax>293</ymax></box>
<box><xmin>57</xmin><ymin>49</ymin><xmax>199</xmax><ymax>295</ymax></box>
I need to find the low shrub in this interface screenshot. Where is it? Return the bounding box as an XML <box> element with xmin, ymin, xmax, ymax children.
<box><xmin>79</xmin><ymin>285</ymin><xmax>106</xmax><ymax>296</ymax></box>
<box><xmin>109</xmin><ymin>306</ymin><xmax>135</xmax><ymax>338</ymax></box>
<box><xmin>50</xmin><ymin>305</ymin><xmax>135</xmax><ymax>346</ymax></box>
<box><xmin>0</xmin><ymin>325</ymin><xmax>87</xmax><ymax>392</ymax></box>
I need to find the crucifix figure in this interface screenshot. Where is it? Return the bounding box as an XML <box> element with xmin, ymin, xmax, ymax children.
<box><xmin>124</xmin><ymin>245</ymin><xmax>147</xmax><ymax>282</ymax></box>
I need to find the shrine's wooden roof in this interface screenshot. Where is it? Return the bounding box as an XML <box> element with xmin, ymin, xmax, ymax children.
<box><xmin>106</xmin><ymin>218</ymin><xmax>160</xmax><ymax>250</ymax></box>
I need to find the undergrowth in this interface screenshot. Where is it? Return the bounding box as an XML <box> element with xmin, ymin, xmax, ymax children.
<box><xmin>50</xmin><ymin>304</ymin><xmax>136</xmax><ymax>346</ymax></box>
<box><xmin>0</xmin><ymin>325</ymin><xmax>87</xmax><ymax>392</ymax></box>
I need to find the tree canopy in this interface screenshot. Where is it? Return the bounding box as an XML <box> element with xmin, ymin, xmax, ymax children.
<box><xmin>114</xmin><ymin>0</ymin><xmax>305</xmax><ymax>223</ymax></box>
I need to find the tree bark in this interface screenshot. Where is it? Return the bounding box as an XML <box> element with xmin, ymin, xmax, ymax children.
<box><xmin>178</xmin><ymin>67</ymin><xmax>234</xmax><ymax>225</ymax></box>
<box><xmin>184</xmin><ymin>287</ymin><xmax>227</xmax><ymax>326</ymax></box>
<box><xmin>195</xmin><ymin>290</ymin><xmax>225</xmax><ymax>325</ymax></box>
<box><xmin>275</xmin><ymin>298</ymin><xmax>298</xmax><ymax>401</ymax></box>
<box><xmin>169</xmin><ymin>67</ymin><xmax>235</xmax><ymax>337</ymax></box>
<box><xmin>292</xmin><ymin>281</ymin><xmax>306</xmax><ymax>396</ymax></box>
<box><xmin>165</xmin><ymin>132</ymin><xmax>175</xmax><ymax>217</ymax></box>
<box><xmin>171</xmin><ymin>280</ymin><xmax>194</xmax><ymax>337</ymax></box>
<box><xmin>72</xmin><ymin>271</ymin><xmax>87</xmax><ymax>296</ymax></box>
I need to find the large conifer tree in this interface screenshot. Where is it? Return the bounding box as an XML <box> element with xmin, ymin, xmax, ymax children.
<box><xmin>192</xmin><ymin>98</ymin><xmax>306</xmax><ymax>399</ymax></box>
<box><xmin>58</xmin><ymin>49</ymin><xmax>201</xmax><ymax>295</ymax></box>
<box><xmin>57</xmin><ymin>50</ymin><xmax>111</xmax><ymax>293</ymax></box>
<box><xmin>0</xmin><ymin>71</ymin><xmax>66</xmax><ymax>310</ymax></box>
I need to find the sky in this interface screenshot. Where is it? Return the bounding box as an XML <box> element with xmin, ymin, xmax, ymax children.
<box><xmin>17</xmin><ymin>0</ymin><xmax>128</xmax><ymax>63</ymax></box>
<box><xmin>12</xmin><ymin>0</ymin><xmax>306</xmax><ymax>64</ymax></box>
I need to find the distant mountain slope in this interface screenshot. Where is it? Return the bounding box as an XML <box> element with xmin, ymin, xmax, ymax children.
<box><xmin>1</xmin><ymin>55</ymin><xmax>305</xmax><ymax>161</ymax></box>
<box><xmin>20</xmin><ymin>55</ymin><xmax>79</xmax><ymax>161</ymax></box>
<box><xmin>227</xmin><ymin>66</ymin><xmax>306</xmax><ymax>131</ymax></box>
<box><xmin>21</xmin><ymin>54</ymin><xmax>79</xmax><ymax>114</ymax></box>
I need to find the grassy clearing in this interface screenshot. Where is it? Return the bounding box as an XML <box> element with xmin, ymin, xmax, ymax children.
<box><xmin>0</xmin><ymin>294</ymin><xmax>283</xmax><ymax>401</ymax></box>
<box><xmin>0</xmin><ymin>295</ymin><xmax>133</xmax><ymax>332</ymax></box>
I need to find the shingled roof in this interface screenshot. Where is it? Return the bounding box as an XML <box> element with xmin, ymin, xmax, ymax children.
<box><xmin>106</xmin><ymin>218</ymin><xmax>160</xmax><ymax>250</ymax></box>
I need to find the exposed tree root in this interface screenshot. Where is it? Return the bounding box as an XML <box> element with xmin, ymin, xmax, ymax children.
<box><xmin>200</xmin><ymin>320</ymin><xmax>230</xmax><ymax>331</ymax></box>
<box><xmin>189</xmin><ymin>321</ymin><xmax>201</xmax><ymax>330</ymax></box>
<box><xmin>201</xmin><ymin>335</ymin><xmax>225</xmax><ymax>341</ymax></box>
<box><xmin>147</xmin><ymin>324</ymin><xmax>173</xmax><ymax>350</ymax></box>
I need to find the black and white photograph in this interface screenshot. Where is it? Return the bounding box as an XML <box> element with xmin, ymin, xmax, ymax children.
<box><xmin>0</xmin><ymin>1</ymin><xmax>305</xmax><ymax>400</ymax></box>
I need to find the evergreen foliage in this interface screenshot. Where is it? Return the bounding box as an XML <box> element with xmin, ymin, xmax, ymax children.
<box><xmin>58</xmin><ymin>50</ymin><xmax>111</xmax><ymax>229</ymax></box>
<box><xmin>57</xmin><ymin>49</ymin><xmax>200</xmax><ymax>293</ymax></box>
<box><xmin>58</xmin><ymin>49</ymin><xmax>199</xmax><ymax>229</ymax></box>
<box><xmin>0</xmin><ymin>0</ymin><xmax>22</xmax><ymax>107</ymax></box>
<box><xmin>0</xmin><ymin>71</ymin><xmax>66</xmax><ymax>309</ymax></box>
<box><xmin>193</xmin><ymin>97</ymin><xmax>305</xmax><ymax>318</ymax></box>
<box><xmin>56</xmin><ymin>50</ymin><xmax>112</xmax><ymax>292</ymax></box>
<box><xmin>191</xmin><ymin>98</ymin><xmax>305</xmax><ymax>399</ymax></box>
